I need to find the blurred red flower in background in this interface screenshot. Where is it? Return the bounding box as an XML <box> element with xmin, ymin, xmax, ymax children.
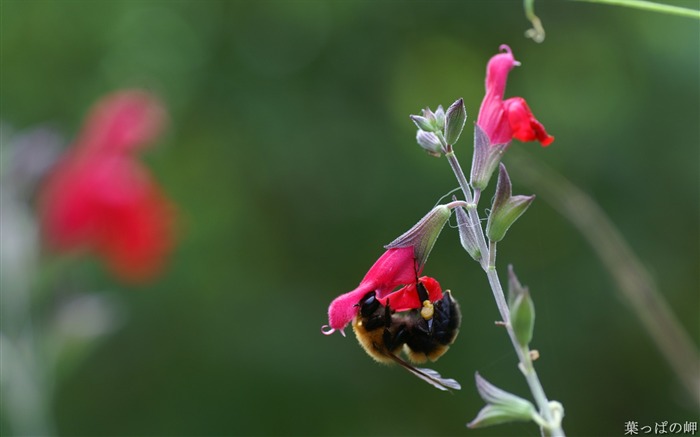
<box><xmin>38</xmin><ymin>90</ymin><xmax>175</xmax><ymax>283</ymax></box>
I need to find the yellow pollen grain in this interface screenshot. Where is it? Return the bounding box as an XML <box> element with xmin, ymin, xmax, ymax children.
<box><xmin>420</xmin><ymin>300</ymin><xmax>434</xmax><ymax>320</ymax></box>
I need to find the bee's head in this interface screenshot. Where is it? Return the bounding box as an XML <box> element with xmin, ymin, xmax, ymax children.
<box><xmin>356</xmin><ymin>291</ymin><xmax>380</xmax><ymax>318</ymax></box>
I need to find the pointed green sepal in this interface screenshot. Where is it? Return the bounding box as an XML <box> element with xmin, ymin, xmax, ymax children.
<box><xmin>510</xmin><ymin>287</ymin><xmax>535</xmax><ymax>348</ymax></box>
<box><xmin>470</xmin><ymin>124</ymin><xmax>509</xmax><ymax>191</ymax></box>
<box><xmin>467</xmin><ymin>373</ymin><xmax>537</xmax><ymax>428</ymax></box>
<box><xmin>507</xmin><ymin>264</ymin><xmax>526</xmax><ymax>308</ymax></box>
<box><xmin>468</xmin><ymin>404</ymin><xmax>534</xmax><ymax>429</ymax></box>
<box><xmin>444</xmin><ymin>98</ymin><xmax>467</xmax><ymax>146</ymax></box>
<box><xmin>491</xmin><ymin>162</ymin><xmax>513</xmax><ymax>211</ymax></box>
<box><xmin>508</xmin><ymin>266</ymin><xmax>535</xmax><ymax>347</ymax></box>
<box><xmin>422</xmin><ymin>107</ymin><xmax>436</xmax><ymax>124</ymax></box>
<box><xmin>416</xmin><ymin>130</ymin><xmax>442</xmax><ymax>157</ymax></box>
<box><xmin>410</xmin><ymin>115</ymin><xmax>436</xmax><ymax>132</ymax></box>
<box><xmin>454</xmin><ymin>196</ymin><xmax>481</xmax><ymax>262</ymax></box>
<box><xmin>433</xmin><ymin>105</ymin><xmax>446</xmax><ymax>130</ymax></box>
<box><xmin>385</xmin><ymin>204</ymin><xmax>452</xmax><ymax>268</ymax></box>
<box><xmin>486</xmin><ymin>164</ymin><xmax>534</xmax><ymax>242</ymax></box>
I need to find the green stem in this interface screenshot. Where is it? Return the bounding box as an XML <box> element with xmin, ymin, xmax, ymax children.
<box><xmin>507</xmin><ymin>148</ymin><xmax>700</xmax><ymax>408</ymax></box>
<box><xmin>0</xmin><ymin>206</ymin><xmax>55</xmax><ymax>435</ymax></box>
<box><xmin>444</xmin><ymin>147</ymin><xmax>565</xmax><ymax>436</ymax></box>
<box><xmin>488</xmin><ymin>240</ymin><xmax>497</xmax><ymax>271</ymax></box>
<box><xmin>523</xmin><ymin>0</ymin><xmax>546</xmax><ymax>42</ymax></box>
<box><xmin>574</xmin><ymin>0</ymin><xmax>700</xmax><ymax>19</ymax></box>
<box><xmin>445</xmin><ymin>151</ymin><xmax>489</xmax><ymax>262</ymax></box>
<box><xmin>484</xmin><ymin>266</ymin><xmax>564</xmax><ymax>436</ymax></box>
<box><xmin>438</xmin><ymin>134</ymin><xmax>489</xmax><ymax>267</ymax></box>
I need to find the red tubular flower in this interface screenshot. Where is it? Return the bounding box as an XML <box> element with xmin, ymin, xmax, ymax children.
<box><xmin>77</xmin><ymin>90</ymin><xmax>166</xmax><ymax>154</ymax></box>
<box><xmin>38</xmin><ymin>90</ymin><xmax>175</xmax><ymax>283</ymax></box>
<box><xmin>324</xmin><ymin>205</ymin><xmax>453</xmax><ymax>335</ymax></box>
<box><xmin>323</xmin><ymin>247</ymin><xmax>444</xmax><ymax>335</ymax></box>
<box><xmin>377</xmin><ymin>276</ymin><xmax>443</xmax><ymax>312</ymax></box>
<box><xmin>476</xmin><ymin>45</ymin><xmax>554</xmax><ymax>147</ymax></box>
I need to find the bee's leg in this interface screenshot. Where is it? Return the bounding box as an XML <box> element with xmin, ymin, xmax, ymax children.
<box><xmin>363</xmin><ymin>313</ymin><xmax>385</xmax><ymax>330</ymax></box>
<box><xmin>382</xmin><ymin>298</ymin><xmax>395</xmax><ymax>327</ymax></box>
<box><xmin>383</xmin><ymin>322</ymin><xmax>409</xmax><ymax>351</ymax></box>
<box><xmin>379</xmin><ymin>297</ymin><xmax>409</xmax><ymax>350</ymax></box>
<box><xmin>416</xmin><ymin>280</ymin><xmax>430</xmax><ymax>302</ymax></box>
<box><xmin>431</xmin><ymin>291</ymin><xmax>461</xmax><ymax>344</ymax></box>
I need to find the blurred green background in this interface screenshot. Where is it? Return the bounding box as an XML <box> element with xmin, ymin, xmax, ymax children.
<box><xmin>2</xmin><ymin>1</ymin><xmax>698</xmax><ymax>436</ymax></box>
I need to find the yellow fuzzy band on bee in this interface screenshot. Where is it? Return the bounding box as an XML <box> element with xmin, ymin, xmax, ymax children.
<box><xmin>352</xmin><ymin>317</ymin><xmax>396</xmax><ymax>365</ymax></box>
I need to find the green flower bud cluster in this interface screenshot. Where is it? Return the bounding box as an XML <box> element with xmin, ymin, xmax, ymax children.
<box><xmin>410</xmin><ymin>98</ymin><xmax>467</xmax><ymax>157</ymax></box>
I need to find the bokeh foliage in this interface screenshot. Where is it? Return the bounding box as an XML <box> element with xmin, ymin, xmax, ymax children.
<box><xmin>2</xmin><ymin>1</ymin><xmax>698</xmax><ymax>435</ymax></box>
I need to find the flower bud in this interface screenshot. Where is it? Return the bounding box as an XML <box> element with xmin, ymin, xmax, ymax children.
<box><xmin>508</xmin><ymin>266</ymin><xmax>535</xmax><ymax>347</ymax></box>
<box><xmin>422</xmin><ymin>107</ymin><xmax>436</xmax><ymax>123</ymax></box>
<box><xmin>467</xmin><ymin>372</ymin><xmax>536</xmax><ymax>428</ymax></box>
<box><xmin>470</xmin><ymin>124</ymin><xmax>509</xmax><ymax>191</ymax></box>
<box><xmin>444</xmin><ymin>98</ymin><xmax>467</xmax><ymax>145</ymax></box>
<box><xmin>410</xmin><ymin>115</ymin><xmax>436</xmax><ymax>132</ymax></box>
<box><xmin>385</xmin><ymin>204</ymin><xmax>451</xmax><ymax>269</ymax></box>
<box><xmin>507</xmin><ymin>264</ymin><xmax>526</xmax><ymax>308</ymax></box>
<box><xmin>433</xmin><ymin>105</ymin><xmax>446</xmax><ymax>130</ymax></box>
<box><xmin>510</xmin><ymin>286</ymin><xmax>535</xmax><ymax>348</ymax></box>
<box><xmin>453</xmin><ymin>196</ymin><xmax>481</xmax><ymax>261</ymax></box>
<box><xmin>416</xmin><ymin>130</ymin><xmax>442</xmax><ymax>157</ymax></box>
<box><xmin>486</xmin><ymin>164</ymin><xmax>534</xmax><ymax>242</ymax></box>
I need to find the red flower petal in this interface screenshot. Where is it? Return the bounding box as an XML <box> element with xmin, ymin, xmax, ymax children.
<box><xmin>476</xmin><ymin>45</ymin><xmax>554</xmax><ymax>147</ymax></box>
<box><xmin>326</xmin><ymin>247</ymin><xmax>418</xmax><ymax>332</ymax></box>
<box><xmin>359</xmin><ymin>247</ymin><xmax>418</xmax><ymax>296</ymax></box>
<box><xmin>327</xmin><ymin>283</ymin><xmax>375</xmax><ymax>332</ymax></box>
<box><xmin>377</xmin><ymin>276</ymin><xmax>443</xmax><ymax>312</ymax></box>
<box><xmin>40</xmin><ymin>154</ymin><xmax>174</xmax><ymax>282</ymax></box>
<box><xmin>476</xmin><ymin>45</ymin><xmax>519</xmax><ymax>146</ymax></box>
<box><xmin>38</xmin><ymin>90</ymin><xmax>174</xmax><ymax>283</ymax></box>
<box><xmin>503</xmin><ymin>97</ymin><xmax>554</xmax><ymax>147</ymax></box>
<box><xmin>39</xmin><ymin>157</ymin><xmax>98</xmax><ymax>249</ymax></box>
<box><xmin>77</xmin><ymin>90</ymin><xmax>166</xmax><ymax>154</ymax></box>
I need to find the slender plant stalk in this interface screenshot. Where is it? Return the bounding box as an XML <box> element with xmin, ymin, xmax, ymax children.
<box><xmin>507</xmin><ymin>148</ymin><xmax>700</xmax><ymax>408</ymax></box>
<box><xmin>442</xmin><ymin>141</ymin><xmax>565</xmax><ymax>436</ymax></box>
<box><xmin>444</xmin><ymin>149</ymin><xmax>489</xmax><ymax>262</ymax></box>
<box><xmin>0</xmin><ymin>195</ymin><xmax>54</xmax><ymax>435</ymax></box>
<box><xmin>524</xmin><ymin>0</ymin><xmax>546</xmax><ymax>42</ymax></box>
<box><xmin>574</xmin><ymin>0</ymin><xmax>700</xmax><ymax>19</ymax></box>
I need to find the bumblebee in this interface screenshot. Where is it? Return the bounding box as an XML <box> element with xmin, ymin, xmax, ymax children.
<box><xmin>351</xmin><ymin>282</ymin><xmax>461</xmax><ymax>391</ymax></box>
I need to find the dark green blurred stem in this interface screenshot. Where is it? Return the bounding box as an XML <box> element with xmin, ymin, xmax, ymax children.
<box><xmin>523</xmin><ymin>0</ymin><xmax>546</xmax><ymax>42</ymax></box>
<box><xmin>507</xmin><ymin>149</ymin><xmax>700</xmax><ymax>408</ymax></box>
<box><xmin>574</xmin><ymin>0</ymin><xmax>700</xmax><ymax>19</ymax></box>
<box><xmin>1</xmin><ymin>260</ymin><xmax>62</xmax><ymax>435</ymax></box>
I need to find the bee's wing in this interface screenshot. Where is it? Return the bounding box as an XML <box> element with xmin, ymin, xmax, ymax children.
<box><xmin>389</xmin><ymin>352</ymin><xmax>461</xmax><ymax>391</ymax></box>
<box><xmin>412</xmin><ymin>366</ymin><xmax>461</xmax><ymax>391</ymax></box>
